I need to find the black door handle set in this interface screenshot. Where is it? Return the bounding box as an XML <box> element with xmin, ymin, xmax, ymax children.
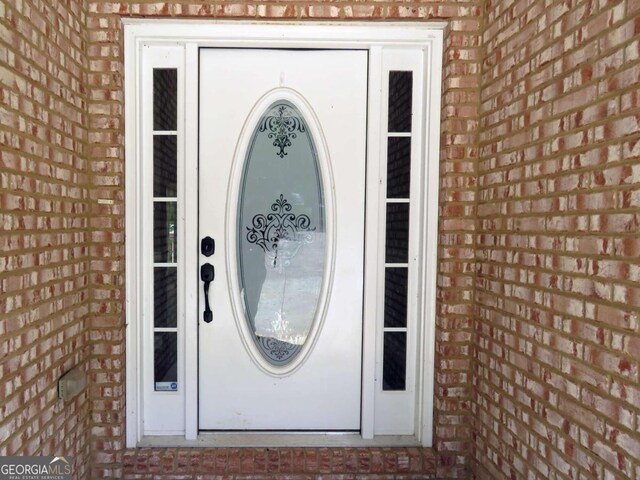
<box><xmin>200</xmin><ymin>236</ymin><xmax>215</xmax><ymax>323</ymax></box>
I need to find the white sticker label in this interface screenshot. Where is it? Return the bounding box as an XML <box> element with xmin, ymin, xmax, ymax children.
<box><xmin>155</xmin><ymin>382</ymin><xmax>178</xmax><ymax>391</ymax></box>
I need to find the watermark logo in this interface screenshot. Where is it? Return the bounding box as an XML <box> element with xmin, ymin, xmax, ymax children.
<box><xmin>0</xmin><ymin>456</ymin><xmax>73</xmax><ymax>480</ymax></box>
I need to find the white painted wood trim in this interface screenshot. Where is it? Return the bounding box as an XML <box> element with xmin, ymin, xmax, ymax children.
<box><xmin>418</xmin><ymin>31</ymin><xmax>444</xmax><ymax>447</ymax></box>
<box><xmin>124</xmin><ymin>25</ymin><xmax>142</xmax><ymax>448</ymax></box>
<box><xmin>121</xmin><ymin>20</ymin><xmax>446</xmax><ymax>47</ymax></box>
<box><xmin>184</xmin><ymin>42</ymin><xmax>199</xmax><ymax>441</ymax></box>
<box><xmin>361</xmin><ymin>45</ymin><xmax>384</xmax><ymax>440</ymax></box>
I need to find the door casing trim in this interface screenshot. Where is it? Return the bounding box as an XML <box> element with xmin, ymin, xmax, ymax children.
<box><xmin>124</xmin><ymin>19</ymin><xmax>444</xmax><ymax>448</ymax></box>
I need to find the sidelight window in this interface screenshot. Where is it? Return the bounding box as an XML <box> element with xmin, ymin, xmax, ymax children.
<box><xmin>152</xmin><ymin>68</ymin><xmax>179</xmax><ymax>392</ymax></box>
<box><xmin>383</xmin><ymin>71</ymin><xmax>413</xmax><ymax>391</ymax></box>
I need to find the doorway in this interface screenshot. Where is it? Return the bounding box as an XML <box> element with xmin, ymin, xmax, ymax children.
<box><xmin>124</xmin><ymin>21</ymin><xmax>443</xmax><ymax>446</ymax></box>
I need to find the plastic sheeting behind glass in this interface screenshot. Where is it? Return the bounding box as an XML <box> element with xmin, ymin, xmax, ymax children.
<box><xmin>237</xmin><ymin>100</ymin><xmax>326</xmax><ymax>366</ymax></box>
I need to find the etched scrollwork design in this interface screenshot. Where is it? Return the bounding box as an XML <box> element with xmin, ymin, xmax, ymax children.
<box><xmin>258</xmin><ymin>336</ymin><xmax>298</xmax><ymax>361</ymax></box>
<box><xmin>245</xmin><ymin>194</ymin><xmax>315</xmax><ymax>363</ymax></box>
<box><xmin>246</xmin><ymin>194</ymin><xmax>315</xmax><ymax>259</ymax></box>
<box><xmin>258</xmin><ymin>104</ymin><xmax>307</xmax><ymax>158</ymax></box>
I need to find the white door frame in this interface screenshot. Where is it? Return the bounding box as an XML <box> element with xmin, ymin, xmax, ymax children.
<box><xmin>124</xmin><ymin>20</ymin><xmax>444</xmax><ymax>447</ymax></box>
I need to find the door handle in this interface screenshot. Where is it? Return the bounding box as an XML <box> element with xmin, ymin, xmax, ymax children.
<box><xmin>200</xmin><ymin>263</ymin><xmax>214</xmax><ymax>323</ymax></box>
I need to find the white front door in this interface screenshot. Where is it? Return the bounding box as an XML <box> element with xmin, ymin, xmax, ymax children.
<box><xmin>198</xmin><ymin>49</ymin><xmax>368</xmax><ymax>430</ymax></box>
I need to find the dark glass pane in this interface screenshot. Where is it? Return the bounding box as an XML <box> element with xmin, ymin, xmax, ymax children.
<box><xmin>385</xmin><ymin>203</ymin><xmax>409</xmax><ymax>263</ymax></box>
<box><xmin>388</xmin><ymin>71</ymin><xmax>413</xmax><ymax>133</ymax></box>
<box><xmin>383</xmin><ymin>332</ymin><xmax>406</xmax><ymax>391</ymax></box>
<box><xmin>154</xmin><ymin>202</ymin><xmax>177</xmax><ymax>263</ymax></box>
<box><xmin>385</xmin><ymin>268</ymin><xmax>408</xmax><ymax>328</ymax></box>
<box><xmin>387</xmin><ymin>136</ymin><xmax>411</xmax><ymax>198</ymax></box>
<box><xmin>153</xmin><ymin>69</ymin><xmax>177</xmax><ymax>131</ymax></box>
<box><xmin>153</xmin><ymin>135</ymin><xmax>177</xmax><ymax>197</ymax></box>
<box><xmin>154</xmin><ymin>267</ymin><xmax>177</xmax><ymax>328</ymax></box>
<box><xmin>154</xmin><ymin>332</ymin><xmax>177</xmax><ymax>391</ymax></box>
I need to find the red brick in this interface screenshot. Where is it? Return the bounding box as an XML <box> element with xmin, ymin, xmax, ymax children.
<box><xmin>475</xmin><ymin>0</ymin><xmax>640</xmax><ymax>478</ymax></box>
<box><xmin>5</xmin><ymin>1</ymin><xmax>638</xmax><ymax>480</ymax></box>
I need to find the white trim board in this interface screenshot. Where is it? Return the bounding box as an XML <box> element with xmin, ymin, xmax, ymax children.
<box><xmin>124</xmin><ymin>20</ymin><xmax>443</xmax><ymax>449</ymax></box>
<box><xmin>139</xmin><ymin>434</ymin><xmax>422</xmax><ymax>448</ymax></box>
<box><xmin>122</xmin><ymin>19</ymin><xmax>446</xmax><ymax>45</ymax></box>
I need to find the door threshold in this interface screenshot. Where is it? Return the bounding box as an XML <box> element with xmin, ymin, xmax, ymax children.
<box><xmin>139</xmin><ymin>433</ymin><xmax>421</xmax><ymax>448</ymax></box>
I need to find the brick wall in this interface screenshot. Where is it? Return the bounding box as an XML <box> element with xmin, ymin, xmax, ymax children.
<box><xmin>84</xmin><ymin>2</ymin><xmax>482</xmax><ymax>479</ymax></box>
<box><xmin>474</xmin><ymin>0</ymin><xmax>640</xmax><ymax>478</ymax></box>
<box><xmin>0</xmin><ymin>0</ymin><xmax>91</xmax><ymax>477</ymax></box>
<box><xmin>437</xmin><ymin>16</ymin><xmax>482</xmax><ymax>479</ymax></box>
<box><xmin>4</xmin><ymin>1</ymin><xmax>639</xmax><ymax>479</ymax></box>
<box><xmin>122</xmin><ymin>447</ymin><xmax>437</xmax><ymax>478</ymax></box>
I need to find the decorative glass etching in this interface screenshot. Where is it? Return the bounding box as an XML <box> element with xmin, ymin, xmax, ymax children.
<box><xmin>238</xmin><ymin>100</ymin><xmax>326</xmax><ymax>366</ymax></box>
<box><xmin>259</xmin><ymin>105</ymin><xmax>307</xmax><ymax>158</ymax></box>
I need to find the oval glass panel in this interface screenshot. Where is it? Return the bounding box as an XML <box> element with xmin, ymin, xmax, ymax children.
<box><xmin>238</xmin><ymin>100</ymin><xmax>326</xmax><ymax>366</ymax></box>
